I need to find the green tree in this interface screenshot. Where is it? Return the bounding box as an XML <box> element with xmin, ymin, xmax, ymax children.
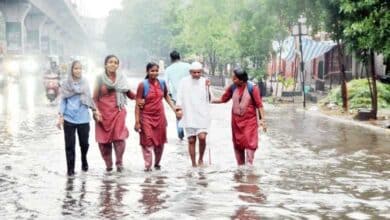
<box><xmin>318</xmin><ymin>0</ymin><xmax>349</xmax><ymax>112</ymax></box>
<box><xmin>104</xmin><ymin>0</ymin><xmax>179</xmax><ymax>68</ymax></box>
<box><xmin>173</xmin><ymin>0</ymin><xmax>239</xmax><ymax>75</ymax></box>
<box><xmin>340</xmin><ymin>0</ymin><xmax>389</xmax><ymax>119</ymax></box>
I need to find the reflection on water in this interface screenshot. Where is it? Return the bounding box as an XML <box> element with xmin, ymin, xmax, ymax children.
<box><xmin>234</xmin><ymin>170</ymin><xmax>265</xmax><ymax>204</ymax></box>
<box><xmin>231</xmin><ymin>170</ymin><xmax>265</xmax><ymax>220</ymax></box>
<box><xmin>99</xmin><ymin>178</ymin><xmax>127</xmax><ymax>220</ymax></box>
<box><xmin>0</xmin><ymin>75</ymin><xmax>389</xmax><ymax>219</ymax></box>
<box><xmin>138</xmin><ymin>176</ymin><xmax>168</xmax><ymax>215</ymax></box>
<box><xmin>62</xmin><ymin>178</ymin><xmax>88</xmax><ymax>217</ymax></box>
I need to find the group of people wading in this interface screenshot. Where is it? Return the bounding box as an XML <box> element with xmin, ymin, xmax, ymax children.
<box><xmin>57</xmin><ymin>51</ymin><xmax>267</xmax><ymax>176</ymax></box>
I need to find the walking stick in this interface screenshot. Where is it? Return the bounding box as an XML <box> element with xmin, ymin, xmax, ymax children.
<box><xmin>209</xmin><ymin>147</ymin><xmax>212</xmax><ymax>165</ymax></box>
<box><xmin>206</xmin><ymin>78</ymin><xmax>212</xmax><ymax>166</ymax></box>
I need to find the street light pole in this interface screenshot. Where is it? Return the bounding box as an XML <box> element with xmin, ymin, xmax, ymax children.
<box><xmin>298</xmin><ymin>22</ymin><xmax>306</xmax><ymax>108</ymax></box>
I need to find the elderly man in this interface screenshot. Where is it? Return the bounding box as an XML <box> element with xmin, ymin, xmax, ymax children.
<box><xmin>164</xmin><ymin>51</ymin><xmax>190</xmax><ymax>142</ymax></box>
<box><xmin>176</xmin><ymin>61</ymin><xmax>211</xmax><ymax>167</ymax></box>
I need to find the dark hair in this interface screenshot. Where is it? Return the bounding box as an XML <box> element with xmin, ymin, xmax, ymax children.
<box><xmin>233</xmin><ymin>67</ymin><xmax>248</xmax><ymax>82</ymax></box>
<box><xmin>71</xmin><ymin>60</ymin><xmax>82</xmax><ymax>76</ymax></box>
<box><xmin>145</xmin><ymin>62</ymin><xmax>159</xmax><ymax>79</ymax></box>
<box><xmin>104</xmin><ymin>54</ymin><xmax>119</xmax><ymax>65</ymax></box>
<box><xmin>104</xmin><ymin>54</ymin><xmax>119</xmax><ymax>75</ymax></box>
<box><xmin>170</xmin><ymin>50</ymin><xmax>180</xmax><ymax>62</ymax></box>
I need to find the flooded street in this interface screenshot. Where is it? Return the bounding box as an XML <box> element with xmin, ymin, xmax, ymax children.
<box><xmin>0</xmin><ymin>75</ymin><xmax>389</xmax><ymax>220</ymax></box>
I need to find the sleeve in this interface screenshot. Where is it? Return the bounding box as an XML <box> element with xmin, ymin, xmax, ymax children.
<box><xmin>220</xmin><ymin>85</ymin><xmax>233</xmax><ymax>103</ymax></box>
<box><xmin>176</xmin><ymin>80</ymin><xmax>183</xmax><ymax>107</ymax></box>
<box><xmin>136</xmin><ymin>82</ymin><xmax>144</xmax><ymax>100</ymax></box>
<box><xmin>59</xmin><ymin>98</ymin><xmax>66</xmax><ymax>115</ymax></box>
<box><xmin>252</xmin><ymin>85</ymin><xmax>263</xmax><ymax>108</ymax></box>
<box><xmin>164</xmin><ymin>69</ymin><xmax>172</xmax><ymax>93</ymax></box>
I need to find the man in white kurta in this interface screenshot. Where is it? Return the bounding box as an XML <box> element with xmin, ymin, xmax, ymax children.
<box><xmin>176</xmin><ymin>61</ymin><xmax>211</xmax><ymax>167</ymax></box>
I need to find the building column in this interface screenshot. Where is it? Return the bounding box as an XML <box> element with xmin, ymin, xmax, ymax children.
<box><xmin>0</xmin><ymin>0</ymin><xmax>31</xmax><ymax>54</ymax></box>
<box><xmin>24</xmin><ymin>13</ymin><xmax>46</xmax><ymax>54</ymax></box>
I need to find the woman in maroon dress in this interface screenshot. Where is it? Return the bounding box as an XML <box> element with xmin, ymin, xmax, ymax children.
<box><xmin>93</xmin><ymin>55</ymin><xmax>136</xmax><ymax>172</ymax></box>
<box><xmin>212</xmin><ymin>68</ymin><xmax>267</xmax><ymax>166</ymax></box>
<box><xmin>134</xmin><ymin>62</ymin><xmax>178</xmax><ymax>171</ymax></box>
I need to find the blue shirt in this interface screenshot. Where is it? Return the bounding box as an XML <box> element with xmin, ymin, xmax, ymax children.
<box><xmin>164</xmin><ymin>61</ymin><xmax>190</xmax><ymax>101</ymax></box>
<box><xmin>59</xmin><ymin>83</ymin><xmax>91</xmax><ymax>124</ymax></box>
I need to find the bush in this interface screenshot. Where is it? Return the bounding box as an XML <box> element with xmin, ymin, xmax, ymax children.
<box><xmin>322</xmin><ymin>79</ymin><xmax>390</xmax><ymax>109</ymax></box>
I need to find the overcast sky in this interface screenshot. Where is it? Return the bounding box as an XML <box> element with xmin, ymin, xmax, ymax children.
<box><xmin>77</xmin><ymin>0</ymin><xmax>122</xmax><ymax>18</ymax></box>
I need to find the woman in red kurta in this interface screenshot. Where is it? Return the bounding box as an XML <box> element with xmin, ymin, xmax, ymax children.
<box><xmin>212</xmin><ymin>68</ymin><xmax>267</xmax><ymax>165</ymax></box>
<box><xmin>135</xmin><ymin>62</ymin><xmax>178</xmax><ymax>171</ymax></box>
<box><xmin>93</xmin><ymin>55</ymin><xmax>136</xmax><ymax>172</ymax></box>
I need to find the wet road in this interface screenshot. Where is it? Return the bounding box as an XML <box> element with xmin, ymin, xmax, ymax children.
<box><xmin>0</xmin><ymin>74</ymin><xmax>389</xmax><ymax>219</ymax></box>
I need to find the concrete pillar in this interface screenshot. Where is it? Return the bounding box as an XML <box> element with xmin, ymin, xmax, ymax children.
<box><xmin>0</xmin><ymin>0</ymin><xmax>31</xmax><ymax>54</ymax></box>
<box><xmin>24</xmin><ymin>12</ymin><xmax>46</xmax><ymax>53</ymax></box>
<box><xmin>0</xmin><ymin>10</ymin><xmax>6</xmax><ymax>55</ymax></box>
<box><xmin>48</xmin><ymin>25</ymin><xmax>60</xmax><ymax>55</ymax></box>
<box><xmin>40</xmin><ymin>21</ymin><xmax>52</xmax><ymax>54</ymax></box>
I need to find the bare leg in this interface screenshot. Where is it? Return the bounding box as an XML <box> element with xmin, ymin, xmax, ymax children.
<box><xmin>234</xmin><ymin>147</ymin><xmax>245</xmax><ymax>166</ymax></box>
<box><xmin>99</xmin><ymin>143</ymin><xmax>113</xmax><ymax>171</ymax></box>
<box><xmin>142</xmin><ymin>146</ymin><xmax>153</xmax><ymax>171</ymax></box>
<box><xmin>113</xmin><ymin>140</ymin><xmax>126</xmax><ymax>171</ymax></box>
<box><xmin>188</xmin><ymin>136</ymin><xmax>197</xmax><ymax>167</ymax></box>
<box><xmin>246</xmin><ymin>149</ymin><xmax>256</xmax><ymax>165</ymax></box>
<box><xmin>154</xmin><ymin>145</ymin><xmax>164</xmax><ymax>169</ymax></box>
<box><xmin>197</xmin><ymin>133</ymin><xmax>207</xmax><ymax>166</ymax></box>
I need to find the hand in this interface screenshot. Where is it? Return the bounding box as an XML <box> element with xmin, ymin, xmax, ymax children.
<box><xmin>211</xmin><ymin>99</ymin><xmax>220</xmax><ymax>104</ymax></box>
<box><xmin>93</xmin><ymin>110</ymin><xmax>102</xmax><ymax>122</ymax></box>
<box><xmin>175</xmin><ymin>108</ymin><xmax>183</xmax><ymax>120</ymax></box>
<box><xmin>138</xmin><ymin>99</ymin><xmax>145</xmax><ymax>109</ymax></box>
<box><xmin>205</xmin><ymin>79</ymin><xmax>211</xmax><ymax>86</ymax></box>
<box><xmin>56</xmin><ymin>116</ymin><xmax>64</xmax><ymax>130</ymax></box>
<box><xmin>134</xmin><ymin>122</ymin><xmax>141</xmax><ymax>133</ymax></box>
<box><xmin>259</xmin><ymin>120</ymin><xmax>267</xmax><ymax>132</ymax></box>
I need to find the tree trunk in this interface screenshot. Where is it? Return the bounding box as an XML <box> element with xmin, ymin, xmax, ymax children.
<box><xmin>337</xmin><ymin>42</ymin><xmax>348</xmax><ymax>112</ymax></box>
<box><xmin>370</xmin><ymin>50</ymin><xmax>378</xmax><ymax>119</ymax></box>
<box><xmin>208</xmin><ymin>50</ymin><xmax>217</xmax><ymax>75</ymax></box>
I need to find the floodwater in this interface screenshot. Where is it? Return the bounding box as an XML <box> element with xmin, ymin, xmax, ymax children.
<box><xmin>0</xmin><ymin>73</ymin><xmax>389</xmax><ymax>219</ymax></box>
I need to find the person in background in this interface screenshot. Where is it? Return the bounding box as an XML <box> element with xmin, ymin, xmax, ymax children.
<box><xmin>164</xmin><ymin>50</ymin><xmax>190</xmax><ymax>142</ymax></box>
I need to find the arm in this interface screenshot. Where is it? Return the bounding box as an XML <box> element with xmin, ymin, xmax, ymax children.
<box><xmin>59</xmin><ymin>98</ymin><xmax>66</xmax><ymax>116</ymax></box>
<box><xmin>211</xmin><ymin>85</ymin><xmax>233</xmax><ymax>104</ymax></box>
<box><xmin>253</xmin><ymin>86</ymin><xmax>267</xmax><ymax>131</ymax></box>
<box><xmin>163</xmin><ymin>82</ymin><xmax>176</xmax><ymax>112</ymax></box>
<box><xmin>134</xmin><ymin>83</ymin><xmax>144</xmax><ymax>132</ymax></box>
<box><xmin>258</xmin><ymin>107</ymin><xmax>267</xmax><ymax>132</ymax></box>
<box><xmin>92</xmin><ymin>79</ymin><xmax>102</xmax><ymax>122</ymax></box>
<box><xmin>57</xmin><ymin>98</ymin><xmax>66</xmax><ymax>129</ymax></box>
<box><xmin>135</xmin><ymin>102</ymin><xmax>141</xmax><ymax>132</ymax></box>
<box><xmin>85</xmin><ymin>82</ymin><xmax>96</xmax><ymax>111</ymax></box>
